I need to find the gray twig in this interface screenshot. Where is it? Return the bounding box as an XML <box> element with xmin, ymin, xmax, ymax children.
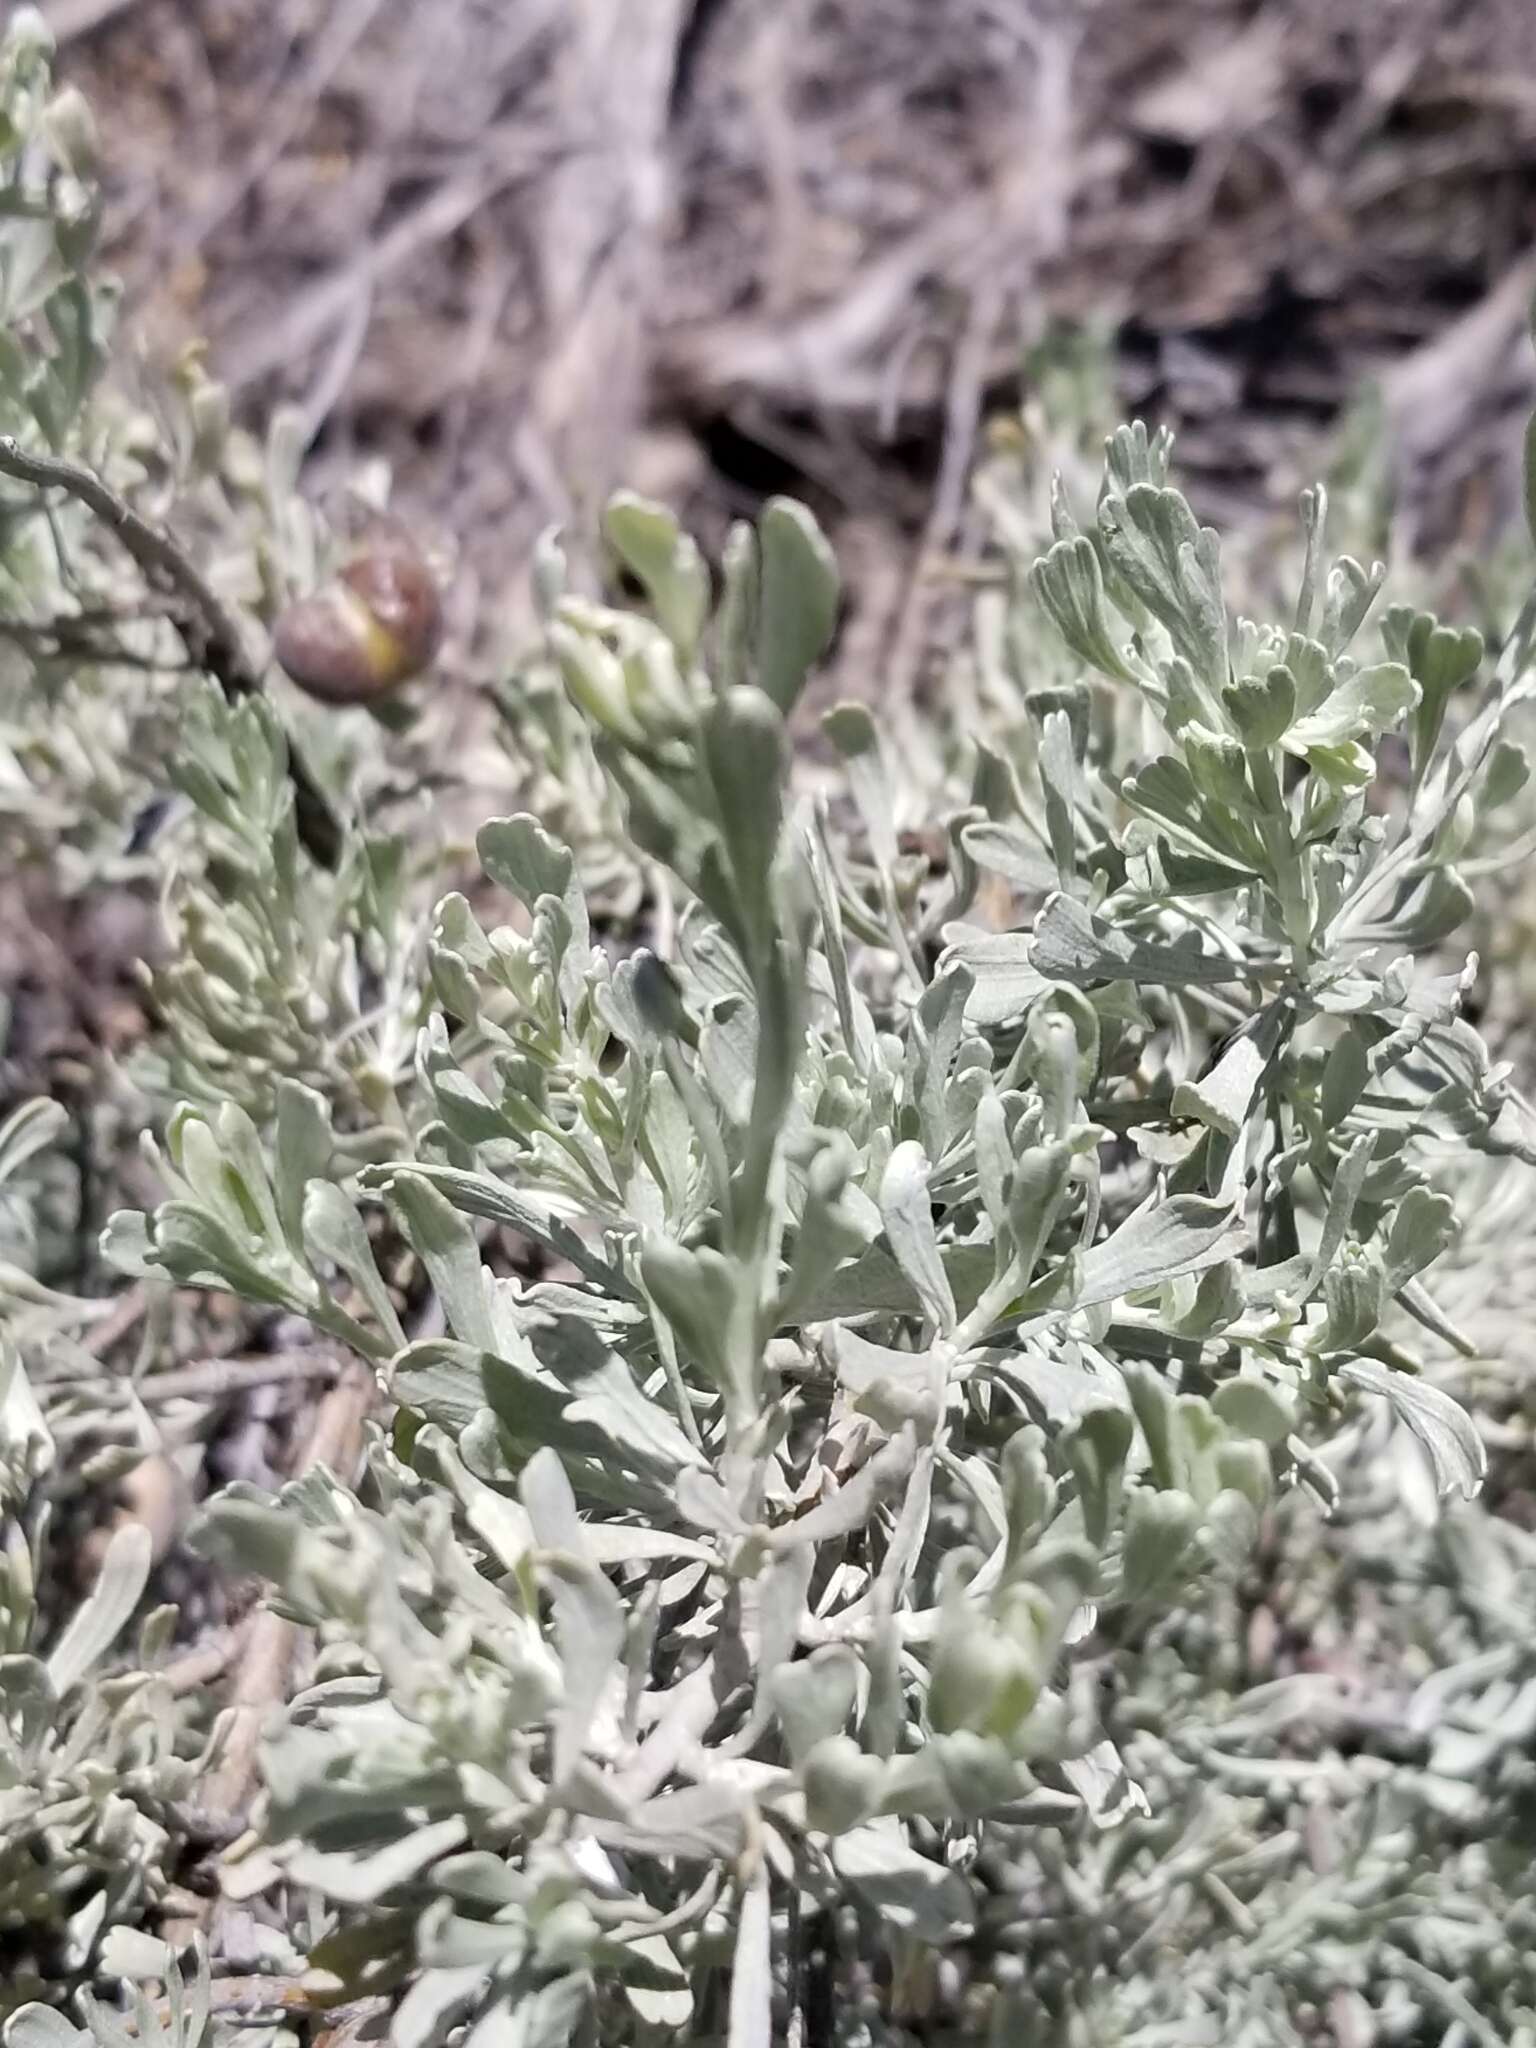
<box><xmin>128</xmin><ymin>1351</ymin><xmax>343</xmax><ymax>1405</ymax></box>
<box><xmin>77</xmin><ymin>1279</ymin><xmax>150</xmax><ymax>1359</ymax></box>
<box><xmin>0</xmin><ymin>436</ymin><xmax>254</xmax><ymax>683</ymax></box>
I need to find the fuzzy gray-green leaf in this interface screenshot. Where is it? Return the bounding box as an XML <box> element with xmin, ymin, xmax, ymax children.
<box><xmin>755</xmin><ymin>497</ymin><xmax>839</xmax><ymax>715</ymax></box>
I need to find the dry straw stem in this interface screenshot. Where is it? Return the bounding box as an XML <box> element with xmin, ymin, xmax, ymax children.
<box><xmin>200</xmin><ymin>1357</ymin><xmax>375</xmax><ymax>1822</ymax></box>
<box><xmin>132</xmin><ymin>1351</ymin><xmax>344</xmax><ymax>1405</ymax></box>
<box><xmin>156</xmin><ymin>1355</ymin><xmax>376</xmax><ymax>1958</ymax></box>
<box><xmin>76</xmin><ymin>1279</ymin><xmax>149</xmax><ymax>1359</ymax></box>
<box><xmin>161</xmin><ymin>1625</ymin><xmax>247</xmax><ymax>1696</ymax></box>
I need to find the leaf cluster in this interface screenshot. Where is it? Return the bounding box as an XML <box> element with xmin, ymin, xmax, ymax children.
<box><xmin>109</xmin><ymin>415</ymin><xmax>1536</xmax><ymax>2041</ymax></box>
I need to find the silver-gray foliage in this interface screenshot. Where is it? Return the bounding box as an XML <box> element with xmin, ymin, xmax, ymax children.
<box><xmin>0</xmin><ymin>1096</ymin><xmax>208</xmax><ymax>2018</ymax></box>
<box><xmin>111</xmin><ymin>382</ymin><xmax>1536</xmax><ymax>2041</ymax></box>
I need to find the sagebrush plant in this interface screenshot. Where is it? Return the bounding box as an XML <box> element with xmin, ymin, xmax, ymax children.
<box><xmin>111</xmin><ymin>378</ymin><xmax>1536</xmax><ymax>2042</ymax></box>
<box><xmin>0</xmin><ymin>4</ymin><xmax>446</xmax><ymax>1138</ymax></box>
<box><xmin>0</xmin><ymin>8</ymin><xmax>429</xmax><ymax>2026</ymax></box>
<box><xmin>139</xmin><ymin>684</ymin><xmax>437</xmax><ymax>1131</ymax></box>
<box><xmin>7</xmin><ymin>9</ymin><xmax>1536</xmax><ymax>2042</ymax></box>
<box><xmin>0</xmin><ymin>5</ymin><xmax>146</xmax><ymax>883</ymax></box>
<box><xmin>0</xmin><ymin>1097</ymin><xmax>211</xmax><ymax>2020</ymax></box>
<box><xmin>8</xmin><ymin>1943</ymin><xmax>225</xmax><ymax>2048</ymax></box>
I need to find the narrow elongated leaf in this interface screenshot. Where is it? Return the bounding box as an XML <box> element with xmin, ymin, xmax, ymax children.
<box><xmin>756</xmin><ymin>1543</ymin><xmax>814</xmax><ymax>1696</ymax></box>
<box><xmin>765</xmin><ymin>1430</ymin><xmax>916</xmax><ymax>1551</ymax></box>
<box><xmin>727</xmin><ymin>1867</ymin><xmax>773</xmax><ymax>2048</ymax></box>
<box><xmin>581</xmin><ymin>1524</ymin><xmax>715</xmax><ymax>1567</ymax></box>
<box><xmin>717</xmin><ymin>519</ymin><xmax>757</xmax><ymax>691</ymax></box>
<box><xmin>303</xmin><ymin>1181</ymin><xmax>405</xmax><ymax>1353</ymax></box>
<box><xmin>879</xmin><ymin>1142</ymin><xmax>955</xmax><ymax>1334</ymax></box>
<box><xmin>46</xmin><ymin>1521</ymin><xmax>152</xmax><ymax>1694</ymax></box>
<box><xmin>703</xmin><ymin>687</ymin><xmax>787</xmax><ymax>927</ymax></box>
<box><xmin>832</xmin><ymin>1823</ymin><xmax>975</xmax><ymax>1944</ymax></box>
<box><xmin>771</xmin><ymin>1647</ymin><xmax>861</xmax><ymax>1765</ymax></box>
<box><xmin>604</xmin><ymin>492</ymin><xmax>710</xmax><ymax>659</ymax></box>
<box><xmin>477</xmin><ymin>813</ymin><xmax>576</xmax><ymax>915</ymax></box>
<box><xmin>4</xmin><ymin>2011</ymin><xmax>83</xmax><ymax>2048</ymax></box>
<box><xmin>1320</xmin><ymin>1028</ymin><xmax>1369</xmax><ymax>1129</ymax></box>
<box><xmin>533</xmin><ymin>1309</ymin><xmax>708</xmax><ymax>1474</ymax></box>
<box><xmin>795</xmin><ymin>1242</ymin><xmax>994</xmax><ymax>1323</ymax></box>
<box><xmin>1171</xmin><ymin>1032</ymin><xmax>1266</xmax><ymax>1139</ymax></box>
<box><xmin>384</xmin><ymin>1172</ymin><xmax>496</xmax><ymax>1353</ymax></box>
<box><xmin>1289</xmin><ymin>661</ymin><xmax>1417</xmax><ymax>750</ymax></box>
<box><xmin>285</xmin><ymin>1816</ymin><xmax>469</xmax><ymax>1905</ymax></box>
<box><xmin>1076</xmin><ymin>1191</ymin><xmax>1245</xmax><ymax>1308</ymax></box>
<box><xmin>274</xmin><ymin>1079</ymin><xmax>333</xmax><ymax>1252</ymax></box>
<box><xmin>1097</xmin><ymin>482</ymin><xmax>1227</xmax><ymax>691</ymax></box>
<box><xmin>398</xmin><ymin>1334</ymin><xmax>701</xmax><ymax>1497</ymax></box>
<box><xmin>961</xmin><ymin>821</ymin><xmax>1057</xmax><ymax>893</ymax></box>
<box><xmin>0</xmin><ymin>1342</ymin><xmax>52</xmax><ymax>1489</ymax></box>
<box><xmin>522</xmin><ymin>1456</ymin><xmax>625</xmax><ymax>1786</ymax></box>
<box><xmin>361</xmin><ymin>1164</ymin><xmax>636</xmax><ymax>1299</ymax></box>
<box><xmin>0</xmin><ymin>1098</ymin><xmax>66</xmax><ymax>1188</ymax></box>
<box><xmin>824</xmin><ymin>701</ymin><xmax>898</xmax><ymax>869</ymax></box>
<box><xmin>1337</xmin><ymin>1358</ymin><xmax>1484</xmax><ymax>1502</ymax></box>
<box><xmin>941</xmin><ymin>927</ymin><xmax>1051</xmax><ymax>1026</ymax></box>
<box><xmin>1032</xmin><ymin>895</ymin><xmax>1241</xmax><ymax>989</ymax></box>
<box><xmin>1029</xmin><ymin>532</ymin><xmax>1135</xmax><ymax>680</ymax></box>
<box><xmin>826</xmin><ymin>1325</ymin><xmax>938</xmax><ymax>1400</ymax></box>
<box><xmin>908</xmin><ymin>966</ymin><xmax>971</xmax><ymax>1160</ymax></box>
<box><xmin>1304</xmin><ymin>1132</ymin><xmax>1377</xmax><ymax>1294</ymax></box>
<box><xmin>1038</xmin><ymin>708</ymin><xmax>1078</xmax><ymax>886</ymax></box>
<box><xmin>482</xmin><ymin>1971</ymin><xmax>589</xmax><ymax>2048</ymax></box>
<box><xmin>756</xmin><ymin>498</ymin><xmax>839</xmax><ymax>714</ymax></box>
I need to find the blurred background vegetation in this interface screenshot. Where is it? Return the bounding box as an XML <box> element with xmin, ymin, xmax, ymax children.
<box><xmin>44</xmin><ymin>0</ymin><xmax>1536</xmax><ymax>664</ymax></box>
